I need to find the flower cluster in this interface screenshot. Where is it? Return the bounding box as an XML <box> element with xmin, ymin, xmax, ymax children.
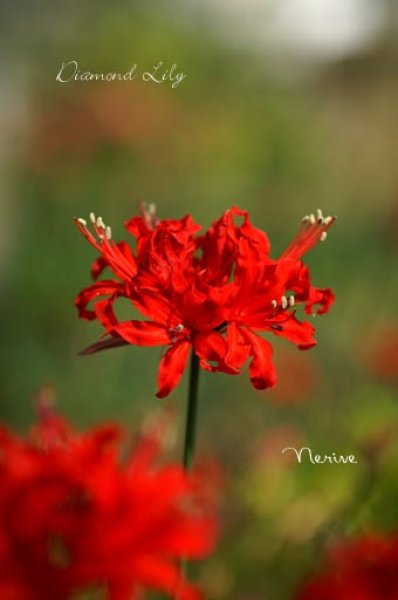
<box><xmin>0</xmin><ymin>405</ymin><xmax>216</xmax><ymax>600</ymax></box>
<box><xmin>75</xmin><ymin>205</ymin><xmax>335</xmax><ymax>397</ymax></box>
<box><xmin>296</xmin><ymin>533</ymin><xmax>398</xmax><ymax>599</ymax></box>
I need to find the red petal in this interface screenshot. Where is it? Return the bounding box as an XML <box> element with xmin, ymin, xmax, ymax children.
<box><xmin>113</xmin><ymin>321</ymin><xmax>170</xmax><ymax>346</ymax></box>
<box><xmin>193</xmin><ymin>332</ymin><xmax>229</xmax><ymax>372</ymax></box>
<box><xmin>268</xmin><ymin>314</ymin><xmax>317</xmax><ymax>350</ymax></box>
<box><xmin>156</xmin><ymin>341</ymin><xmax>190</xmax><ymax>398</ymax></box>
<box><xmin>239</xmin><ymin>328</ymin><xmax>277</xmax><ymax>390</ymax></box>
<box><xmin>224</xmin><ymin>323</ymin><xmax>250</xmax><ymax>372</ymax></box>
<box><xmin>131</xmin><ymin>285</ymin><xmax>174</xmax><ymax>324</ymax></box>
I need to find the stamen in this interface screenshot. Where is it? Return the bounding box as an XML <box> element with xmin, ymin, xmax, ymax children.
<box><xmin>176</xmin><ymin>324</ymin><xmax>184</xmax><ymax>332</ymax></box>
<box><xmin>281</xmin><ymin>296</ymin><xmax>288</xmax><ymax>310</ymax></box>
<box><xmin>75</xmin><ymin>213</ymin><xmax>137</xmax><ymax>280</ymax></box>
<box><xmin>139</xmin><ymin>201</ymin><xmax>159</xmax><ymax>230</ymax></box>
<box><xmin>280</xmin><ymin>209</ymin><xmax>336</xmax><ymax>260</ymax></box>
<box><xmin>288</xmin><ymin>296</ymin><xmax>295</xmax><ymax>307</ymax></box>
<box><xmin>271</xmin><ymin>300</ymin><xmax>277</xmax><ymax>309</ymax></box>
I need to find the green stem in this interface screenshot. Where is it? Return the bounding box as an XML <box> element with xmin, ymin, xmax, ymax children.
<box><xmin>183</xmin><ymin>352</ymin><xmax>200</xmax><ymax>471</ymax></box>
<box><xmin>178</xmin><ymin>353</ymin><xmax>201</xmax><ymax>596</ymax></box>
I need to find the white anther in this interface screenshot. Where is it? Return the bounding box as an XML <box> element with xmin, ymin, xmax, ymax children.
<box><xmin>89</xmin><ymin>212</ymin><xmax>96</xmax><ymax>223</ymax></box>
<box><xmin>281</xmin><ymin>296</ymin><xmax>288</xmax><ymax>309</ymax></box>
<box><xmin>320</xmin><ymin>232</ymin><xmax>327</xmax><ymax>242</ymax></box>
<box><xmin>316</xmin><ymin>209</ymin><xmax>323</xmax><ymax>223</ymax></box>
<box><xmin>288</xmin><ymin>296</ymin><xmax>295</xmax><ymax>307</ymax></box>
<box><xmin>271</xmin><ymin>300</ymin><xmax>277</xmax><ymax>309</ymax></box>
<box><xmin>309</xmin><ymin>214</ymin><xmax>316</xmax><ymax>225</ymax></box>
<box><xmin>149</xmin><ymin>202</ymin><xmax>156</xmax><ymax>215</ymax></box>
<box><xmin>324</xmin><ymin>216</ymin><xmax>333</xmax><ymax>225</ymax></box>
<box><xmin>302</xmin><ymin>215</ymin><xmax>310</xmax><ymax>223</ymax></box>
<box><xmin>77</xmin><ymin>218</ymin><xmax>87</xmax><ymax>226</ymax></box>
<box><xmin>176</xmin><ymin>324</ymin><xmax>184</xmax><ymax>332</ymax></box>
<box><xmin>105</xmin><ymin>226</ymin><xmax>112</xmax><ymax>240</ymax></box>
<box><xmin>96</xmin><ymin>216</ymin><xmax>105</xmax><ymax>229</ymax></box>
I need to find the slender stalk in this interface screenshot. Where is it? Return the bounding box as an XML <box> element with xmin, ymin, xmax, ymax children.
<box><xmin>177</xmin><ymin>352</ymin><xmax>200</xmax><ymax>598</ymax></box>
<box><xmin>183</xmin><ymin>352</ymin><xmax>200</xmax><ymax>471</ymax></box>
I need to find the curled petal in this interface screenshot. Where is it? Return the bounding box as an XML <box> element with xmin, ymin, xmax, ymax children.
<box><xmin>156</xmin><ymin>341</ymin><xmax>190</xmax><ymax>398</ymax></box>
<box><xmin>305</xmin><ymin>287</ymin><xmax>335</xmax><ymax>316</ymax></box>
<box><xmin>75</xmin><ymin>281</ymin><xmax>124</xmax><ymax>321</ymax></box>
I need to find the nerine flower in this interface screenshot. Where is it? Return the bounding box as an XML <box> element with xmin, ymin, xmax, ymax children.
<box><xmin>0</xmin><ymin>405</ymin><xmax>216</xmax><ymax>600</ymax></box>
<box><xmin>74</xmin><ymin>205</ymin><xmax>335</xmax><ymax>397</ymax></box>
<box><xmin>296</xmin><ymin>533</ymin><xmax>398</xmax><ymax>599</ymax></box>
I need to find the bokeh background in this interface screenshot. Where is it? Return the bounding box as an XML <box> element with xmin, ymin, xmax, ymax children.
<box><xmin>1</xmin><ymin>1</ymin><xmax>398</xmax><ymax>598</ymax></box>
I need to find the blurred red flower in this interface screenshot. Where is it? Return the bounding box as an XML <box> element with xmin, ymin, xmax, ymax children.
<box><xmin>296</xmin><ymin>533</ymin><xmax>398</xmax><ymax>600</ymax></box>
<box><xmin>267</xmin><ymin>346</ymin><xmax>322</xmax><ymax>406</ymax></box>
<box><xmin>25</xmin><ymin>86</ymin><xmax>178</xmax><ymax>171</ymax></box>
<box><xmin>0</xmin><ymin>405</ymin><xmax>216</xmax><ymax>600</ymax></box>
<box><xmin>75</xmin><ymin>205</ymin><xmax>335</xmax><ymax>397</ymax></box>
<box><xmin>365</xmin><ymin>325</ymin><xmax>398</xmax><ymax>385</ymax></box>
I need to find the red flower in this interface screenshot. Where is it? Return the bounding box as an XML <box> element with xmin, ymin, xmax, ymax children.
<box><xmin>74</xmin><ymin>204</ymin><xmax>335</xmax><ymax>397</ymax></box>
<box><xmin>296</xmin><ymin>533</ymin><xmax>398</xmax><ymax>600</ymax></box>
<box><xmin>0</xmin><ymin>406</ymin><xmax>216</xmax><ymax>600</ymax></box>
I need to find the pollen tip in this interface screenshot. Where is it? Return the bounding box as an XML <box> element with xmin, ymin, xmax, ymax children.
<box><xmin>320</xmin><ymin>232</ymin><xmax>327</xmax><ymax>242</ymax></box>
<box><xmin>271</xmin><ymin>299</ymin><xmax>277</xmax><ymax>308</ymax></box>
<box><xmin>89</xmin><ymin>212</ymin><xmax>96</xmax><ymax>223</ymax></box>
<box><xmin>77</xmin><ymin>217</ymin><xmax>87</xmax><ymax>226</ymax></box>
<box><xmin>288</xmin><ymin>296</ymin><xmax>295</xmax><ymax>307</ymax></box>
<box><xmin>96</xmin><ymin>216</ymin><xmax>105</xmax><ymax>229</ymax></box>
<box><xmin>105</xmin><ymin>226</ymin><xmax>112</xmax><ymax>240</ymax></box>
<box><xmin>281</xmin><ymin>295</ymin><xmax>288</xmax><ymax>309</ymax></box>
<box><xmin>309</xmin><ymin>214</ymin><xmax>316</xmax><ymax>225</ymax></box>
